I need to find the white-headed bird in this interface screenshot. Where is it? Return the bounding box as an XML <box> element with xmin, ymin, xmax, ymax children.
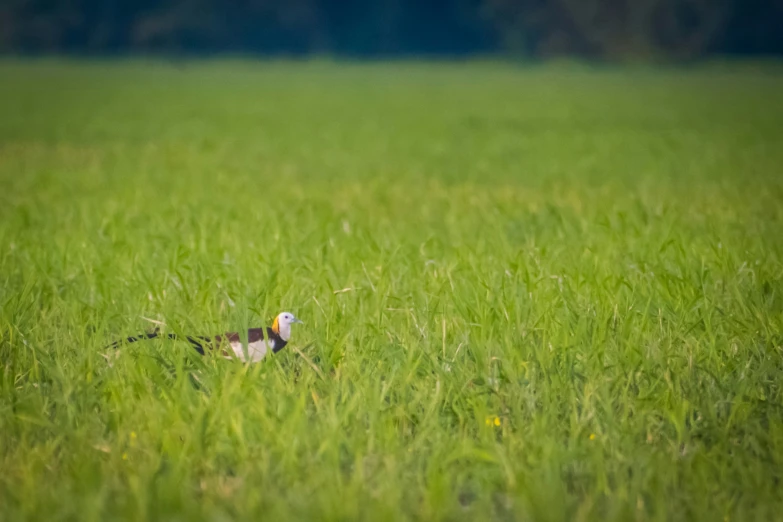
<box><xmin>108</xmin><ymin>311</ymin><xmax>303</xmax><ymax>363</ymax></box>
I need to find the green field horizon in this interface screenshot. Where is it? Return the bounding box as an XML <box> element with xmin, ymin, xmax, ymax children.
<box><xmin>1</xmin><ymin>60</ymin><xmax>782</xmax><ymax>521</ymax></box>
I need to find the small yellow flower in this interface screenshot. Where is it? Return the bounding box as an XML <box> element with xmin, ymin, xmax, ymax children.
<box><xmin>122</xmin><ymin>453</ymin><xmax>128</xmax><ymax>460</ymax></box>
<box><xmin>485</xmin><ymin>416</ymin><xmax>501</xmax><ymax>427</ymax></box>
<box><xmin>130</xmin><ymin>432</ymin><xmax>137</xmax><ymax>440</ymax></box>
<box><xmin>589</xmin><ymin>433</ymin><xmax>596</xmax><ymax>441</ymax></box>
<box><xmin>494</xmin><ymin>417</ymin><xmax>501</xmax><ymax>427</ymax></box>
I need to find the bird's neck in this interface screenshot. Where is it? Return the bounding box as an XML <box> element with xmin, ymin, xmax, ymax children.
<box><xmin>271</xmin><ymin>316</ymin><xmax>291</xmax><ymax>341</ymax></box>
<box><xmin>266</xmin><ymin>326</ymin><xmax>288</xmax><ymax>353</ymax></box>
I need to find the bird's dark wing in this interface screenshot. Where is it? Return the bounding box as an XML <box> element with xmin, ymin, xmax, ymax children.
<box><xmin>248</xmin><ymin>328</ymin><xmax>266</xmax><ymax>343</ymax></box>
<box><xmin>214</xmin><ymin>328</ymin><xmax>266</xmax><ymax>344</ymax></box>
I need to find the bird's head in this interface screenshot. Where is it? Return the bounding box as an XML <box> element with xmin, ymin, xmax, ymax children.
<box><xmin>272</xmin><ymin>311</ymin><xmax>303</xmax><ymax>341</ymax></box>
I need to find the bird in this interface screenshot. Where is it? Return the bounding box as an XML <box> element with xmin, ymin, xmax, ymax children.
<box><xmin>107</xmin><ymin>311</ymin><xmax>303</xmax><ymax>363</ymax></box>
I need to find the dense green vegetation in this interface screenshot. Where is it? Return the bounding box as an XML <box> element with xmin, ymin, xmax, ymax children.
<box><xmin>1</xmin><ymin>60</ymin><xmax>782</xmax><ymax>521</ymax></box>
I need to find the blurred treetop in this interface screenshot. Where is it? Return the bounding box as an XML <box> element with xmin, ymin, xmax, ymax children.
<box><xmin>1</xmin><ymin>0</ymin><xmax>781</xmax><ymax>60</ymax></box>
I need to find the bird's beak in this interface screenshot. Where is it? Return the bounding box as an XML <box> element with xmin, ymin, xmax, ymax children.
<box><xmin>293</xmin><ymin>318</ymin><xmax>304</xmax><ymax>324</ymax></box>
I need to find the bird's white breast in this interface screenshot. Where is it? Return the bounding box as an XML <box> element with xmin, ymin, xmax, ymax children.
<box><xmin>228</xmin><ymin>339</ymin><xmax>272</xmax><ymax>362</ymax></box>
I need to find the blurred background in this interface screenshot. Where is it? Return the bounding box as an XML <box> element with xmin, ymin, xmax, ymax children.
<box><xmin>1</xmin><ymin>0</ymin><xmax>781</xmax><ymax>60</ymax></box>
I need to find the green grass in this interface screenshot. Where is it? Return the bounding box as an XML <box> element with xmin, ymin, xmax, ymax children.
<box><xmin>1</xmin><ymin>59</ymin><xmax>782</xmax><ymax>521</ymax></box>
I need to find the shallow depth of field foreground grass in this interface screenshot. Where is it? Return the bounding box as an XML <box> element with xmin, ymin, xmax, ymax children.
<box><xmin>1</xmin><ymin>59</ymin><xmax>782</xmax><ymax>521</ymax></box>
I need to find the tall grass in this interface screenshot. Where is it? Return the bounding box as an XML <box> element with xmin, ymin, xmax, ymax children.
<box><xmin>1</xmin><ymin>60</ymin><xmax>782</xmax><ymax>521</ymax></box>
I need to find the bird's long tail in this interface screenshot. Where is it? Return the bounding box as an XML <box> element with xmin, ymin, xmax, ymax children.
<box><xmin>107</xmin><ymin>328</ymin><xmax>212</xmax><ymax>355</ymax></box>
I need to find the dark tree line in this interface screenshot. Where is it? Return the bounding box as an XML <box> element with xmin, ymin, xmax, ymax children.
<box><xmin>1</xmin><ymin>0</ymin><xmax>781</xmax><ymax>59</ymax></box>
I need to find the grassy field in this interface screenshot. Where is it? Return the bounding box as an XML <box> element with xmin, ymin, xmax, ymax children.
<box><xmin>1</xmin><ymin>59</ymin><xmax>782</xmax><ymax>521</ymax></box>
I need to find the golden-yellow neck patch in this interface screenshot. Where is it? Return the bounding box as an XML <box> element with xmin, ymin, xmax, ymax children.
<box><xmin>271</xmin><ymin>315</ymin><xmax>280</xmax><ymax>334</ymax></box>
